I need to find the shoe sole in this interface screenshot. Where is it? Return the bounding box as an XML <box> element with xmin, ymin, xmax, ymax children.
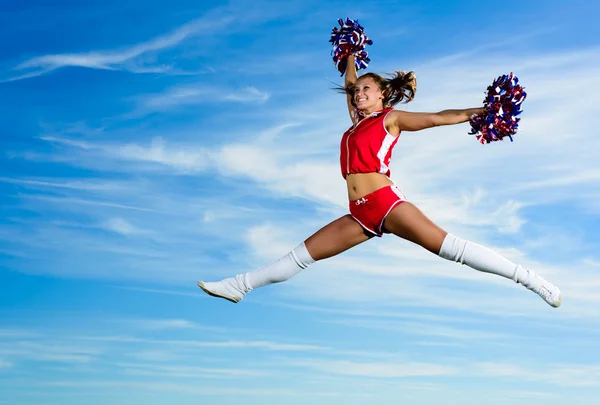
<box><xmin>197</xmin><ymin>281</ymin><xmax>240</xmax><ymax>304</ymax></box>
<box><xmin>552</xmin><ymin>294</ymin><xmax>563</xmax><ymax>308</ymax></box>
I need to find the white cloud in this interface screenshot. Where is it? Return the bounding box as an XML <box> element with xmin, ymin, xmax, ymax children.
<box><xmin>4</xmin><ymin>341</ymin><xmax>101</xmax><ymax>365</ymax></box>
<box><xmin>474</xmin><ymin>362</ymin><xmax>600</xmax><ymax>387</ymax></box>
<box><xmin>0</xmin><ymin>360</ymin><xmax>12</xmax><ymax>369</ymax></box>
<box><xmin>34</xmin><ymin>353</ymin><xmax>94</xmax><ymax>363</ymax></box>
<box><xmin>245</xmin><ymin>224</ymin><xmax>304</xmax><ymax>261</ymax></box>
<box><xmin>127</xmin><ymin>319</ymin><xmax>198</xmax><ymax>330</ymax></box>
<box><xmin>127</xmin><ymin>350</ymin><xmax>180</xmax><ymax>363</ymax></box>
<box><xmin>78</xmin><ymin>335</ymin><xmax>326</xmax><ymax>352</ymax></box>
<box><xmin>223</xmin><ymin>86</ymin><xmax>270</xmax><ymax>103</ymax></box>
<box><xmin>487</xmin><ymin>390</ymin><xmax>555</xmax><ymax>400</ymax></box>
<box><xmin>102</xmin><ymin>217</ymin><xmax>147</xmax><ymax>236</ymax></box>
<box><xmin>216</xmin><ymin>142</ymin><xmax>345</xmax><ymax>205</ymax></box>
<box><xmin>175</xmin><ymin>340</ymin><xmax>325</xmax><ymax>352</ymax></box>
<box><xmin>5</xmin><ymin>13</ymin><xmax>233</xmax><ymax>81</ymax></box>
<box><xmin>0</xmin><ymin>329</ymin><xmax>39</xmax><ymax>338</ymax></box>
<box><xmin>117</xmin><ymin>362</ymin><xmax>266</xmax><ymax>378</ymax></box>
<box><xmin>111</xmin><ymin>286</ymin><xmax>202</xmax><ymax>298</ymax></box>
<box><xmin>36</xmin><ymin>380</ymin><xmax>319</xmax><ymax>396</ymax></box>
<box><xmin>325</xmin><ymin>317</ymin><xmax>514</xmax><ymax>343</ymax></box>
<box><xmin>26</xmin><ymin>194</ymin><xmax>161</xmax><ymax>213</ymax></box>
<box><xmin>133</xmin><ymin>85</ymin><xmax>270</xmax><ymax>115</ymax></box>
<box><xmin>290</xmin><ymin>359</ymin><xmax>458</xmax><ymax>378</ymax></box>
<box><xmin>40</xmin><ymin>135</ymin><xmax>212</xmax><ymax>173</ymax></box>
<box><xmin>0</xmin><ymin>176</ymin><xmax>128</xmax><ymax>192</ymax></box>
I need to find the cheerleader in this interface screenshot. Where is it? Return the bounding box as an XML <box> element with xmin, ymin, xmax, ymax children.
<box><xmin>198</xmin><ymin>43</ymin><xmax>562</xmax><ymax>308</ymax></box>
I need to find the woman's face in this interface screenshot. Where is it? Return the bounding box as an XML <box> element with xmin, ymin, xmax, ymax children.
<box><xmin>354</xmin><ymin>77</ymin><xmax>383</xmax><ymax>112</ymax></box>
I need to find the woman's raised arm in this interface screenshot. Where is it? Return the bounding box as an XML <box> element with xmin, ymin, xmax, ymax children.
<box><xmin>345</xmin><ymin>55</ymin><xmax>359</xmax><ymax>124</ymax></box>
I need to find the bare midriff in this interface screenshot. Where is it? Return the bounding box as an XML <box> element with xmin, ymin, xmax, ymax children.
<box><xmin>346</xmin><ymin>172</ymin><xmax>394</xmax><ymax>201</ymax></box>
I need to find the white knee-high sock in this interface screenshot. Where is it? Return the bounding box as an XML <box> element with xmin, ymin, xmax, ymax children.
<box><xmin>438</xmin><ymin>233</ymin><xmax>530</xmax><ymax>284</ymax></box>
<box><xmin>245</xmin><ymin>242</ymin><xmax>315</xmax><ymax>290</ymax></box>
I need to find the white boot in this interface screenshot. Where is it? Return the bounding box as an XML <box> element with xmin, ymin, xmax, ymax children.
<box><xmin>197</xmin><ymin>274</ymin><xmax>250</xmax><ymax>303</ymax></box>
<box><xmin>514</xmin><ymin>265</ymin><xmax>562</xmax><ymax>308</ymax></box>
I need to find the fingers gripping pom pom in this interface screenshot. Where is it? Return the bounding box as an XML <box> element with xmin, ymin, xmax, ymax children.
<box><xmin>330</xmin><ymin>18</ymin><xmax>373</xmax><ymax>76</ymax></box>
<box><xmin>469</xmin><ymin>73</ymin><xmax>527</xmax><ymax>144</ymax></box>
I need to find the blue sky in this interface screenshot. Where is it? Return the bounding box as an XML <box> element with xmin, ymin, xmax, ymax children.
<box><xmin>1</xmin><ymin>0</ymin><xmax>600</xmax><ymax>404</ymax></box>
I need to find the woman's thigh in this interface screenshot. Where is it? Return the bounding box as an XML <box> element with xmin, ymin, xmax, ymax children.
<box><xmin>305</xmin><ymin>214</ymin><xmax>373</xmax><ymax>261</ymax></box>
<box><xmin>382</xmin><ymin>202</ymin><xmax>447</xmax><ymax>254</ymax></box>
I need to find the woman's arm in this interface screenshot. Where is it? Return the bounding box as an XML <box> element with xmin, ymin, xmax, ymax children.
<box><xmin>386</xmin><ymin>107</ymin><xmax>485</xmax><ymax>133</ymax></box>
<box><xmin>345</xmin><ymin>55</ymin><xmax>358</xmax><ymax>124</ymax></box>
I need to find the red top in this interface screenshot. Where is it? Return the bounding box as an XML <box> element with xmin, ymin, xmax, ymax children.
<box><xmin>340</xmin><ymin>108</ymin><xmax>400</xmax><ymax>178</ymax></box>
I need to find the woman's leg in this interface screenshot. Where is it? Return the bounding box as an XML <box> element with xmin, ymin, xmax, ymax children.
<box><xmin>304</xmin><ymin>214</ymin><xmax>374</xmax><ymax>261</ymax></box>
<box><xmin>382</xmin><ymin>202</ymin><xmax>562</xmax><ymax>307</ymax></box>
<box><xmin>198</xmin><ymin>215</ymin><xmax>373</xmax><ymax>303</ymax></box>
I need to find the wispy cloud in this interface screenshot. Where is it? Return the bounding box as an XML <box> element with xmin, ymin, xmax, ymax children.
<box><xmin>0</xmin><ymin>177</ymin><xmax>128</xmax><ymax>192</ymax></box>
<box><xmin>25</xmin><ymin>194</ymin><xmax>162</xmax><ymax>213</ymax></box>
<box><xmin>102</xmin><ymin>217</ymin><xmax>149</xmax><ymax>237</ymax></box>
<box><xmin>39</xmin><ymin>135</ymin><xmax>212</xmax><ymax>173</ymax></box>
<box><xmin>0</xmin><ymin>360</ymin><xmax>12</xmax><ymax>369</ymax></box>
<box><xmin>126</xmin><ymin>319</ymin><xmax>198</xmax><ymax>331</ymax></box>
<box><xmin>0</xmin><ymin>329</ymin><xmax>39</xmax><ymax>338</ymax></box>
<box><xmin>136</xmin><ymin>85</ymin><xmax>270</xmax><ymax>113</ymax></box>
<box><xmin>127</xmin><ymin>350</ymin><xmax>180</xmax><ymax>363</ymax></box>
<box><xmin>290</xmin><ymin>359</ymin><xmax>458</xmax><ymax>379</ymax></box>
<box><xmin>115</xmin><ymin>137</ymin><xmax>212</xmax><ymax>171</ymax></box>
<box><xmin>175</xmin><ymin>340</ymin><xmax>325</xmax><ymax>352</ymax></box>
<box><xmin>4</xmin><ymin>14</ymin><xmax>233</xmax><ymax>82</ymax></box>
<box><xmin>324</xmin><ymin>317</ymin><xmax>514</xmax><ymax>344</ymax></box>
<box><xmin>34</xmin><ymin>380</ymin><xmax>317</xmax><ymax>396</ymax></box>
<box><xmin>3</xmin><ymin>341</ymin><xmax>101</xmax><ymax>365</ymax></box>
<box><xmin>111</xmin><ymin>286</ymin><xmax>201</xmax><ymax>298</ymax></box>
<box><xmin>117</xmin><ymin>362</ymin><xmax>266</xmax><ymax>378</ymax></box>
<box><xmin>486</xmin><ymin>389</ymin><xmax>555</xmax><ymax>400</ymax></box>
<box><xmin>474</xmin><ymin>362</ymin><xmax>600</xmax><ymax>387</ymax></box>
<box><xmin>77</xmin><ymin>334</ymin><xmax>326</xmax><ymax>352</ymax></box>
<box><xmin>223</xmin><ymin>86</ymin><xmax>270</xmax><ymax>103</ymax></box>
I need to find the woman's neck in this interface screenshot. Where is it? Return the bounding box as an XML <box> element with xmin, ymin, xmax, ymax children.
<box><xmin>358</xmin><ymin>106</ymin><xmax>386</xmax><ymax>117</ymax></box>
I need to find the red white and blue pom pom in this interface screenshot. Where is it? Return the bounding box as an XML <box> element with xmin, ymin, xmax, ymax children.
<box><xmin>329</xmin><ymin>18</ymin><xmax>373</xmax><ymax>76</ymax></box>
<box><xmin>469</xmin><ymin>73</ymin><xmax>527</xmax><ymax>144</ymax></box>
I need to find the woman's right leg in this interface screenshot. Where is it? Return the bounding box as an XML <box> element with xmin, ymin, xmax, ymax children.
<box><xmin>305</xmin><ymin>214</ymin><xmax>374</xmax><ymax>261</ymax></box>
<box><xmin>198</xmin><ymin>214</ymin><xmax>372</xmax><ymax>303</ymax></box>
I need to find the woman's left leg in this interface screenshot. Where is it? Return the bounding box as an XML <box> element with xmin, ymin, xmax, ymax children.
<box><xmin>382</xmin><ymin>202</ymin><xmax>562</xmax><ymax>307</ymax></box>
<box><xmin>198</xmin><ymin>215</ymin><xmax>372</xmax><ymax>303</ymax></box>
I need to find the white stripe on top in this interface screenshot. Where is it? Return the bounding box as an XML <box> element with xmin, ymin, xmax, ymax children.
<box><xmin>376</xmin><ymin>111</ymin><xmax>397</xmax><ymax>174</ymax></box>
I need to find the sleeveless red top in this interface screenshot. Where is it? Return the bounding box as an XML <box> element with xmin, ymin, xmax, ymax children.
<box><xmin>340</xmin><ymin>108</ymin><xmax>400</xmax><ymax>178</ymax></box>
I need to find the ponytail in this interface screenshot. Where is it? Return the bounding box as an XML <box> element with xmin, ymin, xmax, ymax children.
<box><xmin>384</xmin><ymin>71</ymin><xmax>416</xmax><ymax>106</ymax></box>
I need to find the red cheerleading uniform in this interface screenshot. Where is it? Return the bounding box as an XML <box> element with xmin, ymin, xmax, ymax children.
<box><xmin>340</xmin><ymin>108</ymin><xmax>399</xmax><ymax>179</ymax></box>
<box><xmin>340</xmin><ymin>108</ymin><xmax>407</xmax><ymax>236</ymax></box>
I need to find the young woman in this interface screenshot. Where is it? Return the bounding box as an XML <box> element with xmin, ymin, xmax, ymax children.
<box><xmin>198</xmin><ymin>55</ymin><xmax>562</xmax><ymax>308</ymax></box>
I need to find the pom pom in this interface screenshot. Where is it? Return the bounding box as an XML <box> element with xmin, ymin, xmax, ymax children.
<box><xmin>329</xmin><ymin>18</ymin><xmax>373</xmax><ymax>76</ymax></box>
<box><xmin>469</xmin><ymin>73</ymin><xmax>527</xmax><ymax>144</ymax></box>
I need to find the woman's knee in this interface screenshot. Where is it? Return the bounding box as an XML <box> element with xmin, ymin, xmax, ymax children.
<box><xmin>305</xmin><ymin>215</ymin><xmax>371</xmax><ymax>261</ymax></box>
<box><xmin>384</xmin><ymin>202</ymin><xmax>447</xmax><ymax>254</ymax></box>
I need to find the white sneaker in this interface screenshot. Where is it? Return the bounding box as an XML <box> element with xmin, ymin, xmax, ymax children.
<box><xmin>516</xmin><ymin>267</ymin><xmax>562</xmax><ymax>308</ymax></box>
<box><xmin>197</xmin><ymin>275</ymin><xmax>249</xmax><ymax>303</ymax></box>
<box><xmin>528</xmin><ymin>277</ymin><xmax>562</xmax><ymax>308</ymax></box>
